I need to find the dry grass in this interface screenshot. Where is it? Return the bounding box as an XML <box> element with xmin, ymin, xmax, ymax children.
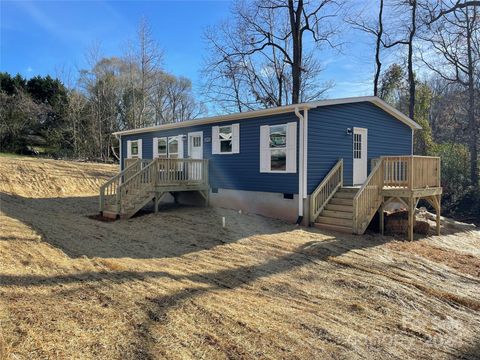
<box><xmin>1</xmin><ymin>155</ymin><xmax>480</xmax><ymax>359</ymax></box>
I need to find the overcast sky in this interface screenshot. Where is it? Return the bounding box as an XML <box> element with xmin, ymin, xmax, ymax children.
<box><xmin>1</xmin><ymin>0</ymin><xmax>385</xmax><ymax>104</ymax></box>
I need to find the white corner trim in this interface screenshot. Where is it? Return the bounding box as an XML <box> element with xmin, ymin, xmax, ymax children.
<box><xmin>294</xmin><ymin>107</ymin><xmax>304</xmax><ymax>218</ymax></box>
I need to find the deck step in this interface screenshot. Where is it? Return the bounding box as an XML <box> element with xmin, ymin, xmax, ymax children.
<box><xmin>314</xmin><ymin>222</ymin><xmax>352</xmax><ymax>233</ymax></box>
<box><xmin>335</xmin><ymin>191</ymin><xmax>356</xmax><ymax>199</ymax></box>
<box><xmin>316</xmin><ymin>216</ymin><xmax>352</xmax><ymax>227</ymax></box>
<box><xmin>330</xmin><ymin>198</ymin><xmax>353</xmax><ymax>206</ymax></box>
<box><xmin>322</xmin><ymin>209</ymin><xmax>352</xmax><ymax>219</ymax></box>
<box><xmin>340</xmin><ymin>187</ymin><xmax>359</xmax><ymax>193</ymax></box>
<box><xmin>325</xmin><ymin>204</ymin><xmax>353</xmax><ymax>212</ymax></box>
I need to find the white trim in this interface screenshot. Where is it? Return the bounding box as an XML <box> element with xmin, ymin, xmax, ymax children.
<box><xmin>177</xmin><ymin>135</ymin><xmax>184</xmax><ymax>159</ymax></box>
<box><xmin>153</xmin><ymin>137</ymin><xmax>158</xmax><ymax>158</ymax></box>
<box><xmin>188</xmin><ymin>131</ymin><xmax>203</xmax><ymax>159</ymax></box>
<box><xmin>113</xmin><ymin>96</ymin><xmax>421</xmax><ymax>136</ymax></box>
<box><xmin>127</xmin><ymin>140</ymin><xmax>131</xmax><ymax>158</ymax></box>
<box><xmin>259</xmin><ymin>125</ymin><xmax>270</xmax><ymax>172</ymax></box>
<box><xmin>353</xmin><ymin>127</ymin><xmax>368</xmax><ymax>185</ymax></box>
<box><xmin>411</xmin><ymin>128</ymin><xmax>414</xmax><ymax>155</ymax></box>
<box><xmin>119</xmin><ymin>136</ymin><xmax>122</xmax><ymax>170</ymax></box>
<box><xmin>212</xmin><ymin>126</ymin><xmax>220</xmax><ymax>154</ymax></box>
<box><xmin>232</xmin><ymin>123</ymin><xmax>240</xmax><ymax>154</ymax></box>
<box><xmin>295</xmin><ymin>108</ymin><xmax>304</xmax><ymax>217</ymax></box>
<box><xmin>303</xmin><ymin>109</ymin><xmax>308</xmax><ymax>199</ymax></box>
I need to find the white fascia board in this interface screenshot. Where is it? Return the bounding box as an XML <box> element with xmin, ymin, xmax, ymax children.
<box><xmin>112</xmin><ymin>96</ymin><xmax>421</xmax><ymax>136</ymax></box>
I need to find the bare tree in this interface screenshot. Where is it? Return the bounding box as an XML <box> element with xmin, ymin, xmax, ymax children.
<box><xmin>347</xmin><ymin>0</ymin><xmax>385</xmax><ymax>96</ymax></box>
<box><xmin>421</xmin><ymin>1</ymin><xmax>479</xmax><ymax>185</ymax></box>
<box><xmin>202</xmin><ymin>0</ymin><xmax>340</xmax><ymax>111</ymax></box>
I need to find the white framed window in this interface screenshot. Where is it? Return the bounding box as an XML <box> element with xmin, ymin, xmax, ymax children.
<box><xmin>153</xmin><ymin>137</ymin><xmax>168</xmax><ymax>158</ymax></box>
<box><xmin>260</xmin><ymin>122</ymin><xmax>296</xmax><ymax>173</ymax></box>
<box><xmin>168</xmin><ymin>137</ymin><xmax>179</xmax><ymax>159</ymax></box>
<box><xmin>127</xmin><ymin>139</ymin><xmax>142</xmax><ymax>159</ymax></box>
<box><xmin>152</xmin><ymin>136</ymin><xmax>183</xmax><ymax>159</ymax></box>
<box><xmin>212</xmin><ymin>123</ymin><xmax>240</xmax><ymax>154</ymax></box>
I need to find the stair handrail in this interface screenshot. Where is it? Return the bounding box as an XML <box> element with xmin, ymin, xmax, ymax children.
<box><xmin>353</xmin><ymin>158</ymin><xmax>384</xmax><ymax>234</ymax></box>
<box><xmin>99</xmin><ymin>159</ymin><xmax>143</xmax><ymax>212</ymax></box>
<box><xmin>117</xmin><ymin>158</ymin><xmax>158</xmax><ymax>213</ymax></box>
<box><xmin>309</xmin><ymin>159</ymin><xmax>343</xmax><ymax>224</ymax></box>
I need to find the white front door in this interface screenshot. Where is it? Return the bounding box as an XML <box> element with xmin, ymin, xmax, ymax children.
<box><xmin>188</xmin><ymin>132</ymin><xmax>203</xmax><ymax>180</ymax></box>
<box><xmin>353</xmin><ymin>127</ymin><xmax>368</xmax><ymax>185</ymax></box>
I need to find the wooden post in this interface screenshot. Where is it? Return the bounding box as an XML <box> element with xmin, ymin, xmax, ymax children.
<box><xmin>379</xmin><ymin>200</ymin><xmax>384</xmax><ymax>235</ymax></box>
<box><xmin>408</xmin><ymin>196</ymin><xmax>414</xmax><ymax>241</ymax></box>
<box><xmin>435</xmin><ymin>194</ymin><xmax>441</xmax><ymax>236</ymax></box>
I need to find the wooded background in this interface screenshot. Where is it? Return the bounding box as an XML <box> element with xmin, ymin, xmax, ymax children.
<box><xmin>1</xmin><ymin>0</ymin><xmax>478</xmax><ymax>220</ymax></box>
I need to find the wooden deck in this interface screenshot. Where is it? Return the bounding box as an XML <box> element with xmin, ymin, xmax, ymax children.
<box><xmin>99</xmin><ymin>158</ymin><xmax>209</xmax><ymax>219</ymax></box>
<box><xmin>311</xmin><ymin>156</ymin><xmax>442</xmax><ymax>240</ymax></box>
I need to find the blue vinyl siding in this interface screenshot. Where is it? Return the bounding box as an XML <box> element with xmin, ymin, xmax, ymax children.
<box><xmin>121</xmin><ymin>113</ymin><xmax>300</xmax><ymax>194</ymax></box>
<box><xmin>307</xmin><ymin>102</ymin><xmax>412</xmax><ymax>193</ymax></box>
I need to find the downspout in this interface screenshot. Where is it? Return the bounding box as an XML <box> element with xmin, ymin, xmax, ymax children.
<box><xmin>294</xmin><ymin>107</ymin><xmax>305</xmax><ymax>224</ymax></box>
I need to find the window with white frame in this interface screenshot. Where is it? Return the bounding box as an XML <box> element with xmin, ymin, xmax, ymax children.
<box><xmin>168</xmin><ymin>137</ymin><xmax>179</xmax><ymax>158</ymax></box>
<box><xmin>127</xmin><ymin>139</ymin><xmax>142</xmax><ymax>159</ymax></box>
<box><xmin>153</xmin><ymin>136</ymin><xmax>183</xmax><ymax>159</ymax></box>
<box><xmin>212</xmin><ymin>124</ymin><xmax>240</xmax><ymax>154</ymax></box>
<box><xmin>260</xmin><ymin>122</ymin><xmax>296</xmax><ymax>173</ymax></box>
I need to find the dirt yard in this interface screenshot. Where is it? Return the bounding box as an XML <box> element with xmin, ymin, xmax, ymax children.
<box><xmin>1</xmin><ymin>155</ymin><xmax>479</xmax><ymax>359</ymax></box>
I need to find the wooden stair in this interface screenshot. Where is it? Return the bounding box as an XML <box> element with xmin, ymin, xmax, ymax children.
<box><xmin>314</xmin><ymin>187</ymin><xmax>358</xmax><ymax>233</ymax></box>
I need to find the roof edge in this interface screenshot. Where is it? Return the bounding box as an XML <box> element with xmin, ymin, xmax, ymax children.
<box><xmin>113</xmin><ymin>96</ymin><xmax>421</xmax><ymax>136</ymax></box>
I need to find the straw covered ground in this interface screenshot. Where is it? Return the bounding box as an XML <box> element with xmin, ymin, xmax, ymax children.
<box><xmin>0</xmin><ymin>155</ymin><xmax>479</xmax><ymax>359</ymax></box>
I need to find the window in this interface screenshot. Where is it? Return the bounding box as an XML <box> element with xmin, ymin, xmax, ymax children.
<box><xmin>168</xmin><ymin>137</ymin><xmax>179</xmax><ymax>159</ymax></box>
<box><xmin>131</xmin><ymin>141</ymin><xmax>139</xmax><ymax>156</ymax></box>
<box><xmin>212</xmin><ymin>124</ymin><xmax>240</xmax><ymax>154</ymax></box>
<box><xmin>269</xmin><ymin>124</ymin><xmax>287</xmax><ymax>171</ymax></box>
<box><xmin>153</xmin><ymin>136</ymin><xmax>182</xmax><ymax>159</ymax></box>
<box><xmin>127</xmin><ymin>139</ymin><xmax>142</xmax><ymax>159</ymax></box>
<box><xmin>354</xmin><ymin>133</ymin><xmax>362</xmax><ymax>159</ymax></box>
<box><xmin>158</xmin><ymin>138</ymin><xmax>167</xmax><ymax>158</ymax></box>
<box><xmin>219</xmin><ymin>126</ymin><xmax>233</xmax><ymax>153</ymax></box>
<box><xmin>260</xmin><ymin>122</ymin><xmax>296</xmax><ymax>173</ymax></box>
<box><xmin>193</xmin><ymin>136</ymin><xmax>201</xmax><ymax>147</ymax></box>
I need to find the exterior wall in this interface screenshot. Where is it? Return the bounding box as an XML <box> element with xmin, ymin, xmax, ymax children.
<box><xmin>209</xmin><ymin>188</ymin><xmax>300</xmax><ymax>223</ymax></box>
<box><xmin>307</xmin><ymin>102</ymin><xmax>413</xmax><ymax>193</ymax></box>
<box><xmin>121</xmin><ymin>112</ymin><xmax>300</xmax><ymax>194</ymax></box>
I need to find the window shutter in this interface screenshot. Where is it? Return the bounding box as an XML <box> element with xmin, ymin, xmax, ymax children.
<box><xmin>127</xmin><ymin>140</ymin><xmax>132</xmax><ymax>158</ymax></box>
<box><xmin>260</xmin><ymin>125</ymin><xmax>270</xmax><ymax>172</ymax></box>
<box><xmin>212</xmin><ymin>126</ymin><xmax>220</xmax><ymax>154</ymax></box>
<box><xmin>137</xmin><ymin>139</ymin><xmax>143</xmax><ymax>159</ymax></box>
<box><xmin>286</xmin><ymin>122</ymin><xmax>297</xmax><ymax>173</ymax></box>
<box><xmin>153</xmin><ymin>137</ymin><xmax>158</xmax><ymax>158</ymax></box>
<box><xmin>232</xmin><ymin>123</ymin><xmax>240</xmax><ymax>154</ymax></box>
<box><xmin>177</xmin><ymin>135</ymin><xmax>184</xmax><ymax>159</ymax></box>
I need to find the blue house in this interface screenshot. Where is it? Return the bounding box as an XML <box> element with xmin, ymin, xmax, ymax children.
<box><xmin>100</xmin><ymin>96</ymin><xmax>441</xmax><ymax>237</ymax></box>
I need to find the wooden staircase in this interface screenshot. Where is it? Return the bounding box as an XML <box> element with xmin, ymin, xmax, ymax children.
<box><xmin>314</xmin><ymin>187</ymin><xmax>357</xmax><ymax>233</ymax></box>
<box><xmin>99</xmin><ymin>158</ymin><xmax>209</xmax><ymax>220</ymax></box>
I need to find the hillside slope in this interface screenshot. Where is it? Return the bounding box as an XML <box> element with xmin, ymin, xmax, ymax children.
<box><xmin>1</xmin><ymin>156</ymin><xmax>479</xmax><ymax>359</ymax></box>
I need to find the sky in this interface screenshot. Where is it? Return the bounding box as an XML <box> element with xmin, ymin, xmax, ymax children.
<box><xmin>1</xmin><ymin>0</ymin><xmax>379</xmax><ymax>109</ymax></box>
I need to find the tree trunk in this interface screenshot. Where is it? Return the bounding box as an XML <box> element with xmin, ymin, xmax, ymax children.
<box><xmin>407</xmin><ymin>0</ymin><xmax>416</xmax><ymax>120</ymax></box>
<box><xmin>466</xmin><ymin>6</ymin><xmax>478</xmax><ymax>185</ymax></box>
<box><xmin>289</xmin><ymin>0</ymin><xmax>303</xmax><ymax>104</ymax></box>
<box><xmin>374</xmin><ymin>0</ymin><xmax>384</xmax><ymax>96</ymax></box>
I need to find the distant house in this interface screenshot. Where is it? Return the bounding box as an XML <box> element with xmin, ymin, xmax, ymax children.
<box><xmin>100</xmin><ymin>96</ymin><xmax>442</xmax><ymax>240</ymax></box>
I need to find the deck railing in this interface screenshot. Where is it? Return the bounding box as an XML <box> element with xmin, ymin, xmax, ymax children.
<box><xmin>100</xmin><ymin>158</ymin><xmax>209</xmax><ymax>214</ymax></box>
<box><xmin>155</xmin><ymin>158</ymin><xmax>209</xmax><ymax>185</ymax></box>
<box><xmin>99</xmin><ymin>159</ymin><xmax>144</xmax><ymax>212</ymax></box>
<box><xmin>354</xmin><ymin>155</ymin><xmax>441</xmax><ymax>233</ymax></box>
<box><xmin>309</xmin><ymin>159</ymin><xmax>343</xmax><ymax>224</ymax></box>
<box><xmin>374</xmin><ymin>156</ymin><xmax>441</xmax><ymax>189</ymax></box>
<box><xmin>353</xmin><ymin>159</ymin><xmax>384</xmax><ymax>234</ymax></box>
